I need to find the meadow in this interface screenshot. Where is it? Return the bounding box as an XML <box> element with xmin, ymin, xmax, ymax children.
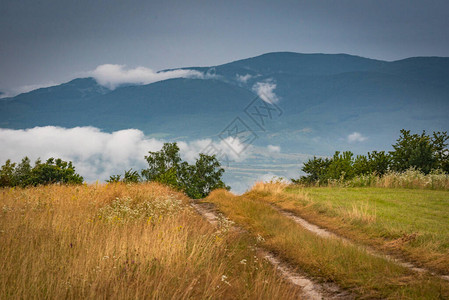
<box><xmin>205</xmin><ymin>180</ymin><xmax>449</xmax><ymax>299</ymax></box>
<box><xmin>2</xmin><ymin>176</ymin><xmax>449</xmax><ymax>299</ymax></box>
<box><xmin>0</xmin><ymin>183</ymin><xmax>302</xmax><ymax>299</ymax></box>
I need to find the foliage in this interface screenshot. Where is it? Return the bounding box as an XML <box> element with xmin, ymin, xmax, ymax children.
<box><xmin>106</xmin><ymin>169</ymin><xmax>141</xmax><ymax>184</ymax></box>
<box><xmin>141</xmin><ymin>142</ymin><xmax>229</xmax><ymax>198</ymax></box>
<box><xmin>296</xmin><ymin>129</ymin><xmax>448</xmax><ymax>185</ymax></box>
<box><xmin>390</xmin><ymin>129</ymin><xmax>449</xmax><ymax>174</ymax></box>
<box><xmin>0</xmin><ymin>157</ymin><xmax>83</xmax><ymax>187</ymax></box>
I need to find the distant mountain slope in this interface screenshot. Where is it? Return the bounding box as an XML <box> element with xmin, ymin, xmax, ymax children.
<box><xmin>1</xmin><ymin>52</ymin><xmax>448</xmax><ymax>154</ymax></box>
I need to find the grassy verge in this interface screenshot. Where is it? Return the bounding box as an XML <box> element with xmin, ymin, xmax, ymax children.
<box><xmin>252</xmin><ymin>182</ymin><xmax>449</xmax><ymax>275</ymax></box>
<box><xmin>205</xmin><ymin>188</ymin><xmax>449</xmax><ymax>299</ymax></box>
<box><xmin>0</xmin><ymin>183</ymin><xmax>302</xmax><ymax>299</ymax></box>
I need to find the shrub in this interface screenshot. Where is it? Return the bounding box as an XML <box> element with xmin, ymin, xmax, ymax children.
<box><xmin>0</xmin><ymin>157</ymin><xmax>83</xmax><ymax>187</ymax></box>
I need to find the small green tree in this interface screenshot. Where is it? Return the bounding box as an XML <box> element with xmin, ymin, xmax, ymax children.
<box><xmin>390</xmin><ymin>129</ymin><xmax>448</xmax><ymax>174</ymax></box>
<box><xmin>106</xmin><ymin>174</ymin><xmax>122</xmax><ymax>183</ymax></box>
<box><xmin>0</xmin><ymin>159</ymin><xmax>16</xmax><ymax>187</ymax></box>
<box><xmin>0</xmin><ymin>157</ymin><xmax>83</xmax><ymax>187</ymax></box>
<box><xmin>30</xmin><ymin>158</ymin><xmax>84</xmax><ymax>185</ymax></box>
<box><xmin>326</xmin><ymin>151</ymin><xmax>355</xmax><ymax>180</ymax></box>
<box><xmin>297</xmin><ymin>156</ymin><xmax>332</xmax><ymax>184</ymax></box>
<box><xmin>141</xmin><ymin>143</ymin><xmax>183</xmax><ymax>188</ymax></box>
<box><xmin>181</xmin><ymin>154</ymin><xmax>229</xmax><ymax>199</ymax></box>
<box><xmin>141</xmin><ymin>143</ymin><xmax>229</xmax><ymax>198</ymax></box>
<box><xmin>14</xmin><ymin>157</ymin><xmax>32</xmax><ymax>187</ymax></box>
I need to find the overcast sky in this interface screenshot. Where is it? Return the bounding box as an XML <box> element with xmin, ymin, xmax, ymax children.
<box><xmin>1</xmin><ymin>0</ymin><xmax>449</xmax><ymax>93</ymax></box>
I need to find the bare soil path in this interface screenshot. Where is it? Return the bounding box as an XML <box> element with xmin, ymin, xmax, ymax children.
<box><xmin>269</xmin><ymin>203</ymin><xmax>449</xmax><ymax>282</ymax></box>
<box><xmin>190</xmin><ymin>200</ymin><xmax>355</xmax><ymax>300</ymax></box>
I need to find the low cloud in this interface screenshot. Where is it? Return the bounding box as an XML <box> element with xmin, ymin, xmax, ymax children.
<box><xmin>0</xmin><ymin>126</ymin><xmax>249</xmax><ymax>182</ymax></box>
<box><xmin>90</xmin><ymin>64</ymin><xmax>206</xmax><ymax>89</ymax></box>
<box><xmin>347</xmin><ymin>132</ymin><xmax>367</xmax><ymax>142</ymax></box>
<box><xmin>236</xmin><ymin>74</ymin><xmax>253</xmax><ymax>84</ymax></box>
<box><xmin>252</xmin><ymin>79</ymin><xmax>279</xmax><ymax>103</ymax></box>
<box><xmin>267</xmin><ymin>145</ymin><xmax>281</xmax><ymax>153</ymax></box>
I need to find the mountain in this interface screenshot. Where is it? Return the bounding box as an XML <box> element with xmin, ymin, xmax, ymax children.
<box><xmin>1</xmin><ymin>52</ymin><xmax>449</xmax><ymax>190</ymax></box>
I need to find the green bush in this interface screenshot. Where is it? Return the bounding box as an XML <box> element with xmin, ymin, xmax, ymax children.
<box><xmin>296</xmin><ymin>129</ymin><xmax>448</xmax><ymax>185</ymax></box>
<box><xmin>0</xmin><ymin>157</ymin><xmax>83</xmax><ymax>187</ymax></box>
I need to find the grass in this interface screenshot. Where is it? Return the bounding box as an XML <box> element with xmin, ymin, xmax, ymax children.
<box><xmin>0</xmin><ymin>183</ymin><xmax>302</xmax><ymax>299</ymax></box>
<box><xmin>328</xmin><ymin>169</ymin><xmax>449</xmax><ymax>190</ymax></box>
<box><xmin>205</xmin><ymin>187</ymin><xmax>449</xmax><ymax>299</ymax></box>
<box><xmin>253</xmin><ymin>181</ymin><xmax>449</xmax><ymax>275</ymax></box>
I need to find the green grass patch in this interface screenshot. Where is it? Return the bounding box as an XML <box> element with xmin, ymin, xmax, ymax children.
<box><xmin>206</xmin><ymin>189</ymin><xmax>449</xmax><ymax>299</ymax></box>
<box><xmin>266</xmin><ymin>185</ymin><xmax>449</xmax><ymax>274</ymax></box>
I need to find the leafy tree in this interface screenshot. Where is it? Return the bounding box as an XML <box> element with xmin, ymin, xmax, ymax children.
<box><xmin>14</xmin><ymin>157</ymin><xmax>32</xmax><ymax>187</ymax></box>
<box><xmin>326</xmin><ymin>151</ymin><xmax>355</xmax><ymax>180</ymax></box>
<box><xmin>353</xmin><ymin>151</ymin><xmax>391</xmax><ymax>176</ymax></box>
<box><xmin>106</xmin><ymin>174</ymin><xmax>122</xmax><ymax>183</ymax></box>
<box><xmin>390</xmin><ymin>129</ymin><xmax>448</xmax><ymax>174</ymax></box>
<box><xmin>107</xmin><ymin>169</ymin><xmax>141</xmax><ymax>184</ymax></box>
<box><xmin>0</xmin><ymin>159</ymin><xmax>17</xmax><ymax>187</ymax></box>
<box><xmin>30</xmin><ymin>158</ymin><xmax>84</xmax><ymax>185</ymax></box>
<box><xmin>367</xmin><ymin>151</ymin><xmax>391</xmax><ymax>176</ymax></box>
<box><xmin>0</xmin><ymin>157</ymin><xmax>83</xmax><ymax>187</ymax></box>
<box><xmin>141</xmin><ymin>143</ymin><xmax>183</xmax><ymax>188</ymax></box>
<box><xmin>296</xmin><ymin>156</ymin><xmax>332</xmax><ymax>184</ymax></box>
<box><xmin>123</xmin><ymin>169</ymin><xmax>141</xmax><ymax>183</ymax></box>
<box><xmin>181</xmin><ymin>154</ymin><xmax>229</xmax><ymax>199</ymax></box>
<box><xmin>141</xmin><ymin>142</ymin><xmax>229</xmax><ymax>198</ymax></box>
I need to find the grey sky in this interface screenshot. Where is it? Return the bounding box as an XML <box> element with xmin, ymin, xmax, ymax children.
<box><xmin>1</xmin><ymin>0</ymin><xmax>449</xmax><ymax>93</ymax></box>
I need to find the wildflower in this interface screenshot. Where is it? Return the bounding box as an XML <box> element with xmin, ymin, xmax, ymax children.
<box><xmin>240</xmin><ymin>259</ymin><xmax>247</xmax><ymax>265</ymax></box>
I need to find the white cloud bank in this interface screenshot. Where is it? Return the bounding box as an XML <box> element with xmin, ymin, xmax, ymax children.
<box><xmin>252</xmin><ymin>79</ymin><xmax>279</xmax><ymax>103</ymax></box>
<box><xmin>347</xmin><ymin>132</ymin><xmax>367</xmax><ymax>142</ymax></box>
<box><xmin>90</xmin><ymin>64</ymin><xmax>206</xmax><ymax>89</ymax></box>
<box><xmin>0</xmin><ymin>126</ymin><xmax>247</xmax><ymax>182</ymax></box>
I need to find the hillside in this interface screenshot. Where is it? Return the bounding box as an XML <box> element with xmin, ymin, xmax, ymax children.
<box><xmin>1</xmin><ymin>52</ymin><xmax>448</xmax><ymax>152</ymax></box>
<box><xmin>1</xmin><ymin>52</ymin><xmax>448</xmax><ymax>190</ymax></box>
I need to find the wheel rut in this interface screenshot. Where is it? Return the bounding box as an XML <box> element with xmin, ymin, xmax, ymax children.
<box><xmin>190</xmin><ymin>200</ymin><xmax>355</xmax><ymax>300</ymax></box>
<box><xmin>269</xmin><ymin>203</ymin><xmax>449</xmax><ymax>282</ymax></box>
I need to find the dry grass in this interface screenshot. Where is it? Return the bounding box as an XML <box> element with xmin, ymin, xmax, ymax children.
<box><xmin>205</xmin><ymin>188</ymin><xmax>449</xmax><ymax>299</ymax></box>
<box><xmin>0</xmin><ymin>183</ymin><xmax>302</xmax><ymax>299</ymax></box>
<box><xmin>338</xmin><ymin>169</ymin><xmax>449</xmax><ymax>190</ymax></box>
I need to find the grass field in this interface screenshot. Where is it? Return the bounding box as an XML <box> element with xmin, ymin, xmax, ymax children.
<box><xmin>2</xmin><ymin>181</ymin><xmax>448</xmax><ymax>299</ymax></box>
<box><xmin>0</xmin><ymin>183</ymin><xmax>302</xmax><ymax>299</ymax></box>
<box><xmin>253</xmin><ymin>182</ymin><xmax>449</xmax><ymax>275</ymax></box>
<box><xmin>205</xmin><ymin>186</ymin><xmax>449</xmax><ymax>299</ymax></box>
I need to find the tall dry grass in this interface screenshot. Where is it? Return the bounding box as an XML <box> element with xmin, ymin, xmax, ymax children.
<box><xmin>336</xmin><ymin>169</ymin><xmax>449</xmax><ymax>190</ymax></box>
<box><xmin>0</xmin><ymin>183</ymin><xmax>302</xmax><ymax>299</ymax></box>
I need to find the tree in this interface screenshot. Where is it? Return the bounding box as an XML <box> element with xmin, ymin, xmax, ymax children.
<box><xmin>367</xmin><ymin>151</ymin><xmax>391</xmax><ymax>176</ymax></box>
<box><xmin>390</xmin><ymin>129</ymin><xmax>448</xmax><ymax>174</ymax></box>
<box><xmin>107</xmin><ymin>169</ymin><xmax>141</xmax><ymax>184</ymax></box>
<box><xmin>181</xmin><ymin>154</ymin><xmax>229</xmax><ymax>199</ymax></box>
<box><xmin>0</xmin><ymin>159</ymin><xmax>16</xmax><ymax>187</ymax></box>
<box><xmin>141</xmin><ymin>142</ymin><xmax>229</xmax><ymax>198</ymax></box>
<box><xmin>141</xmin><ymin>143</ymin><xmax>182</xmax><ymax>188</ymax></box>
<box><xmin>326</xmin><ymin>151</ymin><xmax>355</xmax><ymax>180</ymax></box>
<box><xmin>0</xmin><ymin>157</ymin><xmax>83</xmax><ymax>187</ymax></box>
<box><xmin>297</xmin><ymin>156</ymin><xmax>332</xmax><ymax>184</ymax></box>
<box><xmin>14</xmin><ymin>157</ymin><xmax>32</xmax><ymax>187</ymax></box>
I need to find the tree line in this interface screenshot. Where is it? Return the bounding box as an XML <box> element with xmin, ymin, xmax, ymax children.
<box><xmin>1</xmin><ymin>142</ymin><xmax>228</xmax><ymax>199</ymax></box>
<box><xmin>295</xmin><ymin>129</ymin><xmax>449</xmax><ymax>184</ymax></box>
<box><xmin>0</xmin><ymin>157</ymin><xmax>84</xmax><ymax>187</ymax></box>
